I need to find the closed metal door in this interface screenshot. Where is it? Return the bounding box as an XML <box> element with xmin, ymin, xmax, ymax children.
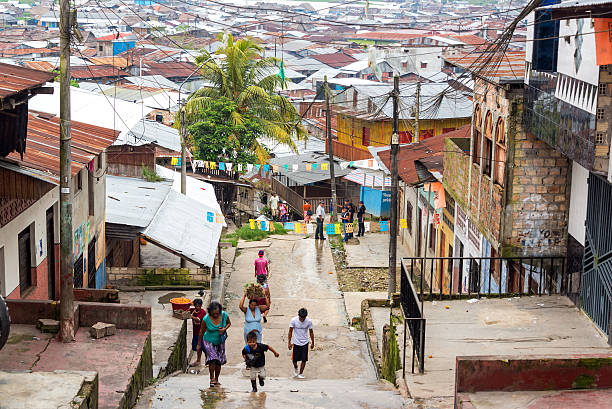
<box><xmin>582</xmin><ymin>173</ymin><xmax>612</xmax><ymax>339</ymax></box>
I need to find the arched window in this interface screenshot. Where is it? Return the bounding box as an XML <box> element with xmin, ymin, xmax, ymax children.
<box><xmin>483</xmin><ymin>112</ymin><xmax>493</xmax><ymax>176</ymax></box>
<box><xmin>474</xmin><ymin>104</ymin><xmax>482</xmax><ymax>129</ymax></box>
<box><xmin>495</xmin><ymin>117</ymin><xmax>505</xmax><ymax>145</ymax></box>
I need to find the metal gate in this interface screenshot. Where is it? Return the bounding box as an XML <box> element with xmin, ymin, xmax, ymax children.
<box><xmin>582</xmin><ymin>173</ymin><xmax>612</xmax><ymax>340</ymax></box>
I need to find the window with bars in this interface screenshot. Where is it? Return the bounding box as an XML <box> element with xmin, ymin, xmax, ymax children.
<box><xmin>599</xmin><ymin>83</ymin><xmax>608</xmax><ymax>95</ymax></box>
<box><xmin>597</xmin><ymin>108</ymin><xmax>605</xmax><ymax>120</ymax></box>
<box><xmin>596</xmin><ymin>132</ymin><xmax>607</xmax><ymax>145</ymax></box>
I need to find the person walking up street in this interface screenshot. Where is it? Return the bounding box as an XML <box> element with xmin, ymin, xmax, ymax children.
<box><xmin>315</xmin><ymin>201</ymin><xmax>326</xmax><ymax>240</ymax></box>
<box><xmin>242</xmin><ymin>330</ymin><xmax>280</xmax><ymax>392</ymax></box>
<box><xmin>345</xmin><ymin>199</ymin><xmax>355</xmax><ymax>239</ymax></box>
<box><xmin>269</xmin><ymin>193</ymin><xmax>279</xmax><ymax>220</ymax></box>
<box><xmin>254</xmin><ymin>250</ymin><xmax>269</xmax><ymax>281</ymax></box>
<box><xmin>288</xmin><ymin>308</ymin><xmax>314</xmax><ymax>379</ymax></box>
<box><xmin>257</xmin><ymin>274</ymin><xmax>271</xmax><ymax>323</ymax></box>
<box><xmin>190</xmin><ymin>298</ymin><xmax>206</xmax><ymax>367</ymax></box>
<box><xmin>303</xmin><ymin>200</ymin><xmax>312</xmax><ymax>223</ymax></box>
<box><xmin>357</xmin><ymin>201</ymin><xmax>366</xmax><ymax>237</ymax></box>
<box><xmin>341</xmin><ymin>206</ymin><xmax>350</xmax><ymax>242</ymax></box>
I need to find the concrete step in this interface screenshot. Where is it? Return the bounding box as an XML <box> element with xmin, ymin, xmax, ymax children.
<box><xmin>136</xmin><ymin>374</ymin><xmax>407</xmax><ymax>409</ymax></box>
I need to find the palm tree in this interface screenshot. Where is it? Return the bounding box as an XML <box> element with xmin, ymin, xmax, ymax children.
<box><xmin>183</xmin><ymin>34</ymin><xmax>306</xmax><ymax>162</ymax></box>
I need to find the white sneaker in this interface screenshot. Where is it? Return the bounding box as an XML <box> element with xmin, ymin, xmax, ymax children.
<box><xmin>297</xmin><ymin>374</ymin><xmax>305</xmax><ymax>379</ymax></box>
<box><xmin>292</xmin><ymin>367</ymin><xmax>299</xmax><ymax>377</ymax></box>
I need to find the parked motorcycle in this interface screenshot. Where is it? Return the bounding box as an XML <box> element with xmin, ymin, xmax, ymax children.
<box><xmin>0</xmin><ymin>295</ymin><xmax>9</xmax><ymax>350</ymax></box>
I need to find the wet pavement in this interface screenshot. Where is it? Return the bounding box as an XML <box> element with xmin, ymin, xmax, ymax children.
<box><xmin>344</xmin><ymin>233</ymin><xmax>410</xmax><ymax>268</ymax></box>
<box><xmin>135</xmin><ymin>236</ymin><xmax>407</xmax><ymax>408</ymax></box>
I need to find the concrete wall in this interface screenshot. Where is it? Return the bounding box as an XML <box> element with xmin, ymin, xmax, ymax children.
<box><xmin>107</xmin><ymin>267</ymin><xmax>210</xmax><ymax>287</ymax></box>
<box><xmin>1</xmin><ymin>152</ymin><xmax>108</xmax><ymax>298</ymax></box>
<box><xmin>1</xmin><ymin>187</ymin><xmax>58</xmax><ymax>298</ymax></box>
<box><xmin>568</xmin><ymin>161</ymin><xmax>589</xmax><ymax>246</ymax></box>
<box><xmin>399</xmin><ymin>183</ymin><xmax>417</xmax><ymax>257</ymax></box>
<box><xmin>557</xmin><ymin>18</ymin><xmax>599</xmax><ymax>89</ymax></box>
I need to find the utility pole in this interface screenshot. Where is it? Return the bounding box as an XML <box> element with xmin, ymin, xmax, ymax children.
<box><xmin>388</xmin><ymin>75</ymin><xmax>400</xmax><ymax>298</ymax></box>
<box><xmin>58</xmin><ymin>0</ymin><xmax>74</xmax><ymax>342</ymax></box>
<box><xmin>179</xmin><ymin>108</ymin><xmax>187</xmax><ymax>268</ymax></box>
<box><xmin>324</xmin><ymin>76</ymin><xmax>337</xmax><ymax>221</ymax></box>
<box><xmin>414</xmin><ymin>81</ymin><xmax>420</xmax><ymax>143</ymax></box>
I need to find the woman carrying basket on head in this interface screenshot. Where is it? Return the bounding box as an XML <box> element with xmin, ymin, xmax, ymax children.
<box><xmin>240</xmin><ymin>288</ymin><xmax>270</xmax><ymax>343</ymax></box>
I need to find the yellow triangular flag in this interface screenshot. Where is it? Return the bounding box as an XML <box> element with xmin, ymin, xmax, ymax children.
<box><xmin>249</xmin><ymin>219</ymin><xmax>255</xmax><ymax>229</ymax></box>
<box><xmin>321</xmin><ymin>163</ymin><xmax>329</xmax><ymax>170</ymax></box>
<box><xmin>335</xmin><ymin>224</ymin><xmax>341</xmax><ymax>234</ymax></box>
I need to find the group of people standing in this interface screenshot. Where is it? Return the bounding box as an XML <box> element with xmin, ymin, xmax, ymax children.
<box><xmin>189</xmin><ymin>250</ymin><xmax>315</xmax><ymax>393</ymax></box>
<box><xmin>341</xmin><ymin>199</ymin><xmax>367</xmax><ymax>242</ymax></box>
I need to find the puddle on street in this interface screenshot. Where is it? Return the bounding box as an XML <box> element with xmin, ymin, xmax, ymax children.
<box><xmin>200</xmin><ymin>388</ymin><xmax>226</xmax><ymax>409</ymax></box>
<box><xmin>157</xmin><ymin>292</ymin><xmax>186</xmax><ymax>305</ymax></box>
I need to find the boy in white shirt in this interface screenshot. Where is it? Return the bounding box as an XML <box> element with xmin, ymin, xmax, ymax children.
<box><xmin>287</xmin><ymin>308</ymin><xmax>315</xmax><ymax>378</ymax></box>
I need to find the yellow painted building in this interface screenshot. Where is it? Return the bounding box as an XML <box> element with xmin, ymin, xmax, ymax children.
<box><xmin>336</xmin><ymin>113</ymin><xmax>470</xmax><ymax>151</ymax></box>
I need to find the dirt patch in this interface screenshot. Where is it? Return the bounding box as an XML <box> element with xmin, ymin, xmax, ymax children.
<box><xmin>329</xmin><ymin>235</ymin><xmax>399</xmax><ymax>292</ymax></box>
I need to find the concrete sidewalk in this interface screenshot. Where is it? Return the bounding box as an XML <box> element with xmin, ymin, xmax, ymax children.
<box><xmin>405</xmin><ymin>296</ymin><xmax>611</xmax><ymax>408</ymax></box>
<box><xmin>344</xmin><ymin>233</ymin><xmax>411</xmax><ymax>268</ymax></box>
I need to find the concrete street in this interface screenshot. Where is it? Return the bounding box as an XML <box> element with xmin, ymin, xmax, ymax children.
<box><xmin>135</xmin><ymin>236</ymin><xmax>406</xmax><ymax>408</ymax></box>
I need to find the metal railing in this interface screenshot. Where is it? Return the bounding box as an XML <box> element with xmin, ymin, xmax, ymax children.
<box><xmin>404</xmin><ymin>256</ymin><xmax>571</xmax><ymax>301</ymax></box>
<box><xmin>400</xmin><ymin>259</ymin><xmax>426</xmax><ymax>374</ymax></box>
<box><xmin>399</xmin><ymin>255</ymin><xmax>573</xmax><ymax>374</ymax></box>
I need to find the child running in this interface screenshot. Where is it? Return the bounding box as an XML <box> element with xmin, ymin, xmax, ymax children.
<box><xmin>242</xmin><ymin>330</ymin><xmax>280</xmax><ymax>392</ymax></box>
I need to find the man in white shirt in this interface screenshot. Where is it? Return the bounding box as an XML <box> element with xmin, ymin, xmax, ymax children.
<box><xmin>269</xmin><ymin>193</ymin><xmax>279</xmax><ymax>220</ymax></box>
<box><xmin>315</xmin><ymin>201</ymin><xmax>326</xmax><ymax>240</ymax></box>
<box><xmin>287</xmin><ymin>308</ymin><xmax>315</xmax><ymax>378</ymax></box>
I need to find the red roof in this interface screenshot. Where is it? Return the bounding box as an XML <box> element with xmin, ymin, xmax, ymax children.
<box><xmin>6</xmin><ymin>112</ymin><xmax>119</xmax><ymax>178</ymax></box>
<box><xmin>444</xmin><ymin>50</ymin><xmax>525</xmax><ymax>82</ymax></box>
<box><xmin>0</xmin><ymin>63</ymin><xmax>55</xmax><ymax>100</ymax></box>
<box><xmin>378</xmin><ymin>125</ymin><xmax>470</xmax><ymax>185</ymax></box>
<box><xmin>70</xmin><ymin>64</ymin><xmax>129</xmax><ymax>79</ymax></box>
<box><xmin>21</xmin><ymin>61</ymin><xmax>55</xmax><ymax>72</ymax></box>
<box><xmin>311</xmin><ymin>52</ymin><xmax>358</xmax><ymax>68</ymax></box>
<box><xmin>96</xmin><ymin>32</ymin><xmax>135</xmax><ymax>41</ymax></box>
<box><xmin>349</xmin><ymin>32</ymin><xmax>430</xmax><ymax>41</ymax></box>
<box><xmin>142</xmin><ymin>61</ymin><xmax>198</xmax><ymax>78</ymax></box>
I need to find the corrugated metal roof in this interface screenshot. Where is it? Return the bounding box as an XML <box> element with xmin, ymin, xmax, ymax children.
<box><xmin>544</xmin><ymin>0</ymin><xmax>612</xmax><ymax>9</ymax></box>
<box><xmin>143</xmin><ymin>189</ymin><xmax>222</xmax><ymax>267</ymax></box>
<box><xmin>70</xmin><ymin>64</ymin><xmax>129</xmax><ymax>79</ymax></box>
<box><xmin>5</xmin><ymin>112</ymin><xmax>119</xmax><ymax>179</ymax></box>
<box><xmin>115</xmin><ymin>119</ymin><xmax>181</xmax><ymax>152</ymax></box>
<box><xmin>0</xmin><ymin>62</ymin><xmax>55</xmax><ymax>100</ymax></box>
<box><xmin>88</xmin><ymin>57</ymin><xmax>129</xmax><ymax>69</ymax></box>
<box><xmin>21</xmin><ymin>61</ymin><xmax>55</xmax><ymax>72</ymax></box>
<box><xmin>444</xmin><ymin>51</ymin><xmax>525</xmax><ymax>83</ymax></box>
<box><xmin>106</xmin><ymin>175</ymin><xmax>172</xmax><ymax>228</ymax></box>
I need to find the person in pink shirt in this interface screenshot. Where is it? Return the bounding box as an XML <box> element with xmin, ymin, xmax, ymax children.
<box><xmin>254</xmin><ymin>250</ymin><xmax>270</xmax><ymax>281</ymax></box>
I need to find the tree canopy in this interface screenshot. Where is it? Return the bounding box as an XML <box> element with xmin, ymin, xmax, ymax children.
<box><xmin>183</xmin><ymin>33</ymin><xmax>306</xmax><ymax>162</ymax></box>
<box><xmin>187</xmin><ymin>97</ymin><xmax>261</xmax><ymax>166</ymax></box>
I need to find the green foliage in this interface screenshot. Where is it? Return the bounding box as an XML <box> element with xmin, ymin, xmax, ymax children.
<box><xmin>381</xmin><ymin>315</ymin><xmax>401</xmax><ymax>383</ymax></box>
<box><xmin>225</xmin><ymin>222</ymin><xmax>287</xmax><ymax>242</ymax></box>
<box><xmin>187</xmin><ymin>97</ymin><xmax>260</xmax><ymax>165</ymax></box>
<box><xmin>183</xmin><ymin>33</ymin><xmax>307</xmax><ymax>162</ymax></box>
<box><xmin>142</xmin><ymin>165</ymin><xmax>163</xmax><ymax>182</ymax></box>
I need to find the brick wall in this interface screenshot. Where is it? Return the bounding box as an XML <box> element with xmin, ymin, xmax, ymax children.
<box><xmin>507</xmin><ymin>130</ymin><xmax>570</xmax><ymax>256</ymax></box>
<box><xmin>107</xmin><ymin>267</ymin><xmax>210</xmax><ymax>287</ymax></box>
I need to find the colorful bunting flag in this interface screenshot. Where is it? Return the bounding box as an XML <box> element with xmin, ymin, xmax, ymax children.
<box><xmin>249</xmin><ymin>219</ymin><xmax>255</xmax><ymax>230</ymax></box>
<box><xmin>345</xmin><ymin>223</ymin><xmax>354</xmax><ymax>233</ymax></box>
<box><xmin>335</xmin><ymin>224</ymin><xmax>341</xmax><ymax>234</ymax></box>
<box><xmin>247</xmin><ymin>164</ymin><xmax>253</xmax><ymax>172</ymax></box>
<box><xmin>306</xmin><ymin>164</ymin><xmax>312</xmax><ymax>171</ymax></box>
<box><xmin>210</xmin><ymin>161</ymin><xmax>216</xmax><ymax>169</ymax></box>
<box><xmin>380</xmin><ymin>221</ymin><xmax>389</xmax><ymax>232</ymax></box>
<box><xmin>273</xmin><ymin>165</ymin><xmax>279</xmax><ymax>172</ymax></box>
<box><xmin>207</xmin><ymin>212</ymin><xmax>214</xmax><ymax>223</ymax></box>
<box><xmin>306</xmin><ymin>223</ymin><xmax>315</xmax><ymax>234</ymax></box>
<box><xmin>326</xmin><ymin>224</ymin><xmax>336</xmax><ymax>235</ymax></box>
<box><xmin>284</xmin><ymin>164</ymin><xmax>289</xmax><ymax>171</ymax></box>
<box><xmin>321</xmin><ymin>163</ymin><xmax>329</xmax><ymax>170</ymax></box>
<box><xmin>215</xmin><ymin>213</ymin><xmax>224</xmax><ymax>224</ymax></box>
<box><xmin>263</xmin><ymin>164</ymin><xmax>270</xmax><ymax>172</ymax></box>
<box><xmin>238</xmin><ymin>163</ymin><xmax>243</xmax><ymax>172</ymax></box>
<box><xmin>364</xmin><ymin>222</ymin><xmax>371</xmax><ymax>232</ymax></box>
<box><xmin>295</xmin><ymin>223</ymin><xmax>302</xmax><ymax>234</ymax></box>
<box><xmin>219</xmin><ymin>162</ymin><xmax>226</xmax><ymax>171</ymax></box>
<box><xmin>255</xmin><ymin>164</ymin><xmax>261</xmax><ymax>172</ymax></box>
<box><xmin>284</xmin><ymin>222</ymin><xmax>295</xmax><ymax>230</ymax></box>
<box><xmin>312</xmin><ymin>163</ymin><xmax>318</xmax><ymax>170</ymax></box>
<box><xmin>171</xmin><ymin>157</ymin><xmax>178</xmax><ymax>165</ymax></box>
<box><xmin>292</xmin><ymin>164</ymin><xmax>298</xmax><ymax>172</ymax></box>
<box><xmin>260</xmin><ymin>221</ymin><xmax>268</xmax><ymax>231</ymax></box>
<box><xmin>400</xmin><ymin>219</ymin><xmax>407</xmax><ymax>229</ymax></box>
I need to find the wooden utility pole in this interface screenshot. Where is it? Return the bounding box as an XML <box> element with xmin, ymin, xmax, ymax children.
<box><xmin>324</xmin><ymin>76</ymin><xmax>337</xmax><ymax>220</ymax></box>
<box><xmin>59</xmin><ymin>0</ymin><xmax>74</xmax><ymax>342</ymax></box>
<box><xmin>388</xmin><ymin>75</ymin><xmax>400</xmax><ymax>297</ymax></box>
